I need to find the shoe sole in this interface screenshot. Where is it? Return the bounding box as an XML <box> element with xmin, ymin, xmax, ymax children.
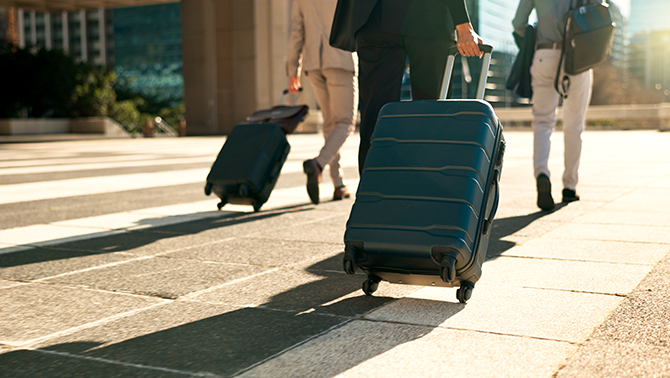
<box><xmin>536</xmin><ymin>176</ymin><xmax>555</xmax><ymax>211</ymax></box>
<box><xmin>303</xmin><ymin>160</ymin><xmax>320</xmax><ymax>205</ymax></box>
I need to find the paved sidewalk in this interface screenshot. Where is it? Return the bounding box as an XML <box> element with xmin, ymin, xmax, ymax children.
<box><xmin>1</xmin><ymin>130</ymin><xmax>669</xmax><ymax>377</ymax></box>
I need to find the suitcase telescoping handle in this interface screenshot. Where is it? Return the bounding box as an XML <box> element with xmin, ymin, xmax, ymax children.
<box><xmin>439</xmin><ymin>44</ymin><xmax>493</xmax><ymax>101</ymax></box>
<box><xmin>279</xmin><ymin>88</ymin><xmax>304</xmax><ymax>106</ymax></box>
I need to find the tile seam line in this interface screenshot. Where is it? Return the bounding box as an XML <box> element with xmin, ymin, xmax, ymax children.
<box><xmin>7</xmin><ymin>301</ymin><xmax>171</xmax><ymax>350</ymax></box>
<box><xmin>9</xmin><ymin>278</ymin><xmax>178</xmax><ymax>302</ymax></box>
<box><xmin>229</xmin><ymin>318</ymin><xmax>354</xmax><ymax>377</ymax></box>
<box><xmin>357</xmin><ymin>317</ymin><xmax>580</xmax><ymax>345</ymax></box>
<box><xmin>24</xmin><ymin>349</ymin><xmax>222</xmax><ymax>378</ymax></box>
<box><xmin>497</xmin><ymin>254</ymin><xmax>659</xmax><ymax>267</ymax></box>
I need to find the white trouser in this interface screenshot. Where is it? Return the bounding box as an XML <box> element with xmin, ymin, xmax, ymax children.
<box><xmin>307</xmin><ymin>68</ymin><xmax>358</xmax><ymax>188</ymax></box>
<box><xmin>530</xmin><ymin>49</ymin><xmax>593</xmax><ymax>191</ymax></box>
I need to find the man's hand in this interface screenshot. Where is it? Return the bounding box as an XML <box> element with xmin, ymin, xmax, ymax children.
<box><xmin>455</xmin><ymin>23</ymin><xmax>483</xmax><ymax>58</ymax></box>
<box><xmin>288</xmin><ymin>76</ymin><xmax>301</xmax><ymax>93</ymax></box>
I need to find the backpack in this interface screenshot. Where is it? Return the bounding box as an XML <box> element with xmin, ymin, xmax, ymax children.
<box><xmin>555</xmin><ymin>0</ymin><xmax>616</xmax><ymax>97</ymax></box>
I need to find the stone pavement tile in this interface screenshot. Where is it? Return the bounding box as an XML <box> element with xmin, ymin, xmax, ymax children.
<box><xmin>0</xmin><ymin>224</ymin><xmax>115</xmax><ymax>247</ymax></box>
<box><xmin>0</xmin><ymin>349</ymin><xmax>194</xmax><ymax>378</ymax></box>
<box><xmin>44</xmin><ymin>305</ymin><xmax>345</xmax><ymax>378</ymax></box>
<box><xmin>573</xmin><ymin>210</ymin><xmax>670</xmax><ymax>226</ymax></box>
<box><xmin>0</xmin><ymin>248</ymin><xmax>137</xmax><ymax>281</ymax></box>
<box><xmin>599</xmin><ymin>188</ymin><xmax>670</xmax><ymax>213</ymax></box>
<box><xmin>43</xmin><ymin>256</ymin><xmax>271</xmax><ymax>299</ymax></box>
<box><xmin>365</xmin><ymin>285</ymin><xmax>622</xmax><ymax>342</ymax></box>
<box><xmin>188</xmin><ymin>267</ymin><xmax>417</xmax><ymax>317</ymax></box>
<box><xmin>543</xmin><ymin>223</ymin><xmax>670</xmax><ymax>244</ymax></box>
<box><xmin>153</xmin><ymin>206</ymin><xmax>335</xmax><ymax>237</ymax></box>
<box><xmin>503</xmin><ymin>238</ymin><xmax>669</xmax><ymax>265</ymax></box>
<box><xmin>237</xmin><ymin>319</ymin><xmax>577</xmax><ymax>378</ymax></box>
<box><xmin>0</xmin><ymin>284</ymin><xmax>165</xmax><ymax>345</ymax></box>
<box><xmin>478</xmin><ymin>256</ymin><xmax>653</xmax><ymax>295</ymax></box>
<box><xmin>165</xmin><ymin>237</ymin><xmax>342</xmax><ymax>268</ymax></box>
<box><xmin>252</xmin><ymin>213</ymin><xmax>349</xmax><ymax>245</ymax></box>
<box><xmin>648</xmin><ymin>175</ymin><xmax>670</xmax><ymax>188</ymax></box>
<box><xmin>556</xmin><ymin>341</ymin><xmax>670</xmax><ymax>378</ymax></box>
<box><xmin>0</xmin><ymin>279</ymin><xmax>22</xmax><ymax>289</ymax></box>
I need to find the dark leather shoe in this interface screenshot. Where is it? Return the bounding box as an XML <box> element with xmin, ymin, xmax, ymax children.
<box><xmin>333</xmin><ymin>186</ymin><xmax>351</xmax><ymax>201</ymax></box>
<box><xmin>303</xmin><ymin>159</ymin><xmax>322</xmax><ymax>204</ymax></box>
<box><xmin>536</xmin><ymin>173</ymin><xmax>555</xmax><ymax>211</ymax></box>
<box><xmin>562</xmin><ymin>188</ymin><xmax>580</xmax><ymax>203</ymax></box>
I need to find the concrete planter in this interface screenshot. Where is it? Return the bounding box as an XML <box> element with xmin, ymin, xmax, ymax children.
<box><xmin>0</xmin><ymin>117</ymin><xmax>129</xmax><ymax>137</ymax></box>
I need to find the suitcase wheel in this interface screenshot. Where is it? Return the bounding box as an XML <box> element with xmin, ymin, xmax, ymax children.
<box><xmin>204</xmin><ymin>182</ymin><xmax>213</xmax><ymax>196</ymax></box>
<box><xmin>217</xmin><ymin>201</ymin><xmax>226</xmax><ymax>210</ymax></box>
<box><xmin>362</xmin><ymin>276</ymin><xmax>381</xmax><ymax>296</ymax></box>
<box><xmin>343</xmin><ymin>247</ymin><xmax>357</xmax><ymax>275</ymax></box>
<box><xmin>253</xmin><ymin>203</ymin><xmax>262</xmax><ymax>212</ymax></box>
<box><xmin>457</xmin><ymin>282</ymin><xmax>475</xmax><ymax>304</ymax></box>
<box><xmin>440</xmin><ymin>255</ymin><xmax>457</xmax><ymax>284</ymax></box>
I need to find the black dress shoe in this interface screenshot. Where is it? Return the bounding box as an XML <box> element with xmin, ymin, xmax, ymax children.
<box><xmin>536</xmin><ymin>173</ymin><xmax>555</xmax><ymax>211</ymax></box>
<box><xmin>562</xmin><ymin>188</ymin><xmax>580</xmax><ymax>203</ymax></box>
<box><xmin>303</xmin><ymin>159</ymin><xmax>322</xmax><ymax>204</ymax></box>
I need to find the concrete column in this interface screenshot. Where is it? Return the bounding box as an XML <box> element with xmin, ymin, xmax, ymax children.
<box><xmin>62</xmin><ymin>11</ymin><xmax>69</xmax><ymax>53</ymax></box>
<box><xmin>17</xmin><ymin>8</ymin><xmax>25</xmax><ymax>48</ymax></box>
<box><xmin>44</xmin><ymin>13</ymin><xmax>52</xmax><ymax>50</ymax></box>
<box><xmin>181</xmin><ymin>0</ymin><xmax>219</xmax><ymax>134</ymax></box>
<box><xmin>29</xmin><ymin>10</ymin><xmax>36</xmax><ymax>46</ymax></box>
<box><xmin>98</xmin><ymin>8</ymin><xmax>106</xmax><ymax>65</ymax></box>
<box><xmin>182</xmin><ymin>0</ymin><xmax>307</xmax><ymax>135</ymax></box>
<box><xmin>80</xmin><ymin>9</ymin><xmax>87</xmax><ymax>62</ymax></box>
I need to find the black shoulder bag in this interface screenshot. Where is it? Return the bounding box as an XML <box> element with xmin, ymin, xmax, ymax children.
<box><xmin>555</xmin><ymin>0</ymin><xmax>616</xmax><ymax>98</ymax></box>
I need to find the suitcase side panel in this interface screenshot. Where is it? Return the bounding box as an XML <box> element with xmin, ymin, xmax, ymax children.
<box><xmin>206</xmin><ymin>123</ymin><xmax>289</xmax><ymax>205</ymax></box>
<box><xmin>344</xmin><ymin>99</ymin><xmax>504</xmax><ymax>285</ymax></box>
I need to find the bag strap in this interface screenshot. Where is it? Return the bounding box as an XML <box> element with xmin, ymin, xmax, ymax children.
<box><xmin>554</xmin><ymin>0</ymin><xmax>577</xmax><ymax>99</ymax></box>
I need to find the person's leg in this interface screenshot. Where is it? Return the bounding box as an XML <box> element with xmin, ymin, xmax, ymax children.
<box><xmin>403</xmin><ymin>36</ymin><xmax>452</xmax><ymax>100</ymax></box>
<box><xmin>561</xmin><ymin>68</ymin><xmax>593</xmax><ymax>196</ymax></box>
<box><xmin>314</xmin><ymin>68</ymin><xmax>358</xmax><ymax>189</ymax></box>
<box><xmin>530</xmin><ymin>50</ymin><xmax>561</xmax><ymax>180</ymax></box>
<box><xmin>303</xmin><ymin>69</ymin><xmax>329</xmax><ymax>204</ymax></box>
<box><xmin>356</xmin><ymin>4</ymin><xmax>405</xmax><ymax>174</ymax></box>
<box><xmin>530</xmin><ymin>49</ymin><xmax>561</xmax><ymax>210</ymax></box>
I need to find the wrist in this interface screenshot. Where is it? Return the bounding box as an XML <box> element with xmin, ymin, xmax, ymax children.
<box><xmin>455</xmin><ymin>23</ymin><xmax>473</xmax><ymax>33</ymax></box>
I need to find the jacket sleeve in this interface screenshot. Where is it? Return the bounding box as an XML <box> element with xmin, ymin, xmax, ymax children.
<box><xmin>445</xmin><ymin>0</ymin><xmax>471</xmax><ymax>25</ymax></box>
<box><xmin>512</xmin><ymin>0</ymin><xmax>534</xmax><ymax>37</ymax></box>
<box><xmin>287</xmin><ymin>0</ymin><xmax>305</xmax><ymax>77</ymax></box>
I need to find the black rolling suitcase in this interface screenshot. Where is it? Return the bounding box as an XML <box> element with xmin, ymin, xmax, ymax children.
<box><xmin>204</xmin><ymin>122</ymin><xmax>290</xmax><ymax>212</ymax></box>
<box><xmin>342</xmin><ymin>45</ymin><xmax>505</xmax><ymax>303</ymax></box>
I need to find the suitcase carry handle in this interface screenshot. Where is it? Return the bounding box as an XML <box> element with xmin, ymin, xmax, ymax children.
<box><xmin>440</xmin><ymin>44</ymin><xmax>493</xmax><ymax>101</ymax></box>
<box><xmin>280</xmin><ymin>88</ymin><xmax>304</xmax><ymax>106</ymax></box>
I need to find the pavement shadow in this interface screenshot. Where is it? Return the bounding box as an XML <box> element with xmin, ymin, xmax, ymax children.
<box><xmin>0</xmin><ymin>204</ymin><xmax>313</xmax><ymax>269</ymax></box>
<box><xmin>0</xmin><ymin>254</ymin><xmax>464</xmax><ymax>377</ymax></box>
<box><xmin>486</xmin><ymin>203</ymin><xmax>567</xmax><ymax>261</ymax></box>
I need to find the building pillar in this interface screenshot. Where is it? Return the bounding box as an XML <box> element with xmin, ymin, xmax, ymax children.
<box><xmin>62</xmin><ymin>11</ymin><xmax>69</xmax><ymax>53</ymax></box>
<box><xmin>181</xmin><ymin>0</ymin><xmax>315</xmax><ymax>135</ymax></box>
<box><xmin>98</xmin><ymin>8</ymin><xmax>106</xmax><ymax>65</ymax></box>
<box><xmin>80</xmin><ymin>9</ymin><xmax>87</xmax><ymax>62</ymax></box>
<box><xmin>17</xmin><ymin>8</ymin><xmax>24</xmax><ymax>48</ymax></box>
<box><xmin>29</xmin><ymin>10</ymin><xmax>36</xmax><ymax>46</ymax></box>
<box><xmin>44</xmin><ymin>13</ymin><xmax>52</xmax><ymax>50</ymax></box>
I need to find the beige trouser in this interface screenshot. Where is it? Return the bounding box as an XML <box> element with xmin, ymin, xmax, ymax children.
<box><xmin>531</xmin><ymin>49</ymin><xmax>593</xmax><ymax>191</ymax></box>
<box><xmin>306</xmin><ymin>68</ymin><xmax>358</xmax><ymax>188</ymax></box>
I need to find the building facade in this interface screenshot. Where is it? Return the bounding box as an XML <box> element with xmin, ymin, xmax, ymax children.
<box><xmin>14</xmin><ymin>3</ymin><xmax>183</xmax><ymax>104</ymax></box>
<box><xmin>627</xmin><ymin>0</ymin><xmax>670</xmax><ymax>99</ymax></box>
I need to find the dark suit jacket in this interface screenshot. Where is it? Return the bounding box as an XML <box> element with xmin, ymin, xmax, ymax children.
<box><xmin>330</xmin><ymin>0</ymin><xmax>470</xmax><ymax>52</ymax></box>
<box><xmin>353</xmin><ymin>0</ymin><xmax>470</xmax><ymax>40</ymax></box>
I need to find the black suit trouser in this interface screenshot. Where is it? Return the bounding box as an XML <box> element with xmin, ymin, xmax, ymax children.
<box><xmin>355</xmin><ymin>4</ymin><xmax>455</xmax><ymax>173</ymax></box>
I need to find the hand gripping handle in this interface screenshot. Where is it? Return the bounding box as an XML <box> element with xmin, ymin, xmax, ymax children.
<box><xmin>439</xmin><ymin>44</ymin><xmax>493</xmax><ymax>101</ymax></box>
<box><xmin>279</xmin><ymin>87</ymin><xmax>304</xmax><ymax>106</ymax></box>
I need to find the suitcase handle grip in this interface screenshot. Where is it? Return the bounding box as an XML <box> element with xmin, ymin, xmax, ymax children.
<box><xmin>440</xmin><ymin>44</ymin><xmax>493</xmax><ymax>101</ymax></box>
<box><xmin>280</xmin><ymin>88</ymin><xmax>304</xmax><ymax>106</ymax></box>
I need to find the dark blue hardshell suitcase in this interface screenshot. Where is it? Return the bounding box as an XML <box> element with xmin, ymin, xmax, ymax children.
<box><xmin>204</xmin><ymin>123</ymin><xmax>290</xmax><ymax>212</ymax></box>
<box><xmin>343</xmin><ymin>46</ymin><xmax>505</xmax><ymax>303</ymax></box>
